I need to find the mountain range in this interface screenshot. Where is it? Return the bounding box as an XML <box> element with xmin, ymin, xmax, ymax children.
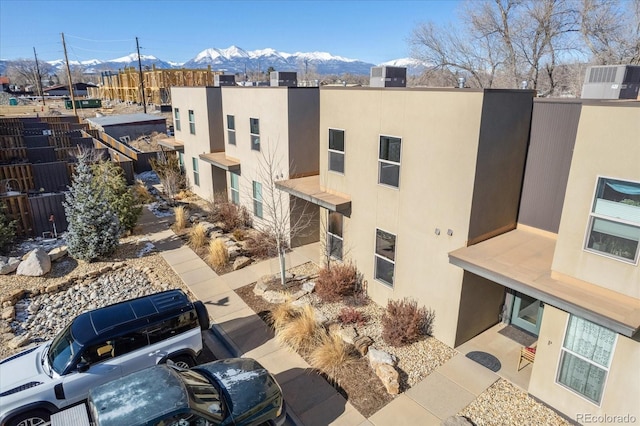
<box><xmin>0</xmin><ymin>45</ymin><xmax>428</xmax><ymax>78</ymax></box>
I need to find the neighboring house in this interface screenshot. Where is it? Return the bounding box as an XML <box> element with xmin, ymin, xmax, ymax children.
<box><xmin>449</xmin><ymin>99</ymin><xmax>640</xmax><ymax>421</ymax></box>
<box><xmin>0</xmin><ymin>76</ymin><xmax>10</xmax><ymax>92</ymax></box>
<box><xmin>85</xmin><ymin>114</ymin><xmax>166</xmax><ymax>144</ymax></box>
<box><xmin>43</xmin><ymin>82</ymin><xmax>98</xmax><ymax>97</ymax></box>
<box><xmin>171</xmin><ymin>83</ymin><xmax>320</xmax><ymax>247</ymax></box>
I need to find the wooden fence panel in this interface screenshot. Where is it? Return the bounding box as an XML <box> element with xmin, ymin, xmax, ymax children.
<box><xmin>0</xmin><ymin>164</ymin><xmax>34</xmax><ymax>192</ymax></box>
<box><xmin>29</xmin><ymin>193</ymin><xmax>68</xmax><ymax>237</ymax></box>
<box><xmin>0</xmin><ymin>194</ymin><xmax>31</xmax><ymax>236</ymax></box>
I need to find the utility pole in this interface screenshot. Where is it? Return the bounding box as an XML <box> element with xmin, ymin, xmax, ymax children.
<box><xmin>61</xmin><ymin>32</ymin><xmax>77</xmax><ymax>117</ymax></box>
<box><xmin>33</xmin><ymin>47</ymin><xmax>45</xmax><ymax>106</ymax></box>
<box><xmin>136</xmin><ymin>37</ymin><xmax>147</xmax><ymax>113</ymax></box>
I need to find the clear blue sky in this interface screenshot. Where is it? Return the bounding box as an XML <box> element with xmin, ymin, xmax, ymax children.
<box><xmin>0</xmin><ymin>0</ymin><xmax>462</xmax><ymax>65</ymax></box>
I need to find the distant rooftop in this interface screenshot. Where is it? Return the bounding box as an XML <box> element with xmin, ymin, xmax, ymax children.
<box><xmin>86</xmin><ymin>113</ymin><xmax>165</xmax><ymax>127</ymax></box>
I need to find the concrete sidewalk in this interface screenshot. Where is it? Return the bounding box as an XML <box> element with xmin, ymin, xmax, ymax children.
<box><xmin>140</xmin><ymin>210</ymin><xmax>499</xmax><ymax>425</ymax></box>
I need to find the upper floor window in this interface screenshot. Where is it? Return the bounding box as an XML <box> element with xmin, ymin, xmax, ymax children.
<box><xmin>557</xmin><ymin>315</ymin><xmax>616</xmax><ymax>405</ymax></box>
<box><xmin>227</xmin><ymin>115</ymin><xmax>236</xmax><ymax>146</ymax></box>
<box><xmin>188</xmin><ymin>110</ymin><xmax>195</xmax><ymax>135</ymax></box>
<box><xmin>378</xmin><ymin>136</ymin><xmax>401</xmax><ymax>188</ymax></box>
<box><xmin>174</xmin><ymin>108</ymin><xmax>181</xmax><ymax>131</ymax></box>
<box><xmin>585</xmin><ymin>177</ymin><xmax>640</xmax><ymax>263</ymax></box>
<box><xmin>327</xmin><ymin>212</ymin><xmax>343</xmax><ymax>260</ymax></box>
<box><xmin>328</xmin><ymin>129</ymin><xmax>345</xmax><ymax>174</ymax></box>
<box><xmin>252</xmin><ymin>181</ymin><xmax>263</xmax><ymax>218</ymax></box>
<box><xmin>250</xmin><ymin>118</ymin><xmax>260</xmax><ymax>151</ymax></box>
<box><xmin>374</xmin><ymin>228</ymin><xmax>396</xmax><ymax>287</ymax></box>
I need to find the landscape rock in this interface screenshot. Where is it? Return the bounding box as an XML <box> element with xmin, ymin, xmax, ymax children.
<box><xmin>1</xmin><ymin>306</ymin><xmax>14</xmax><ymax>321</ymax></box>
<box><xmin>375</xmin><ymin>363</ymin><xmax>400</xmax><ymax>395</ymax></box>
<box><xmin>227</xmin><ymin>245</ymin><xmax>241</xmax><ymax>259</ymax></box>
<box><xmin>0</xmin><ymin>256</ymin><xmax>21</xmax><ymax>275</ymax></box>
<box><xmin>353</xmin><ymin>335</ymin><xmax>374</xmax><ymax>356</ymax></box>
<box><xmin>337</xmin><ymin>326</ymin><xmax>358</xmax><ymax>345</ymax></box>
<box><xmin>442</xmin><ymin>416</ymin><xmax>475</xmax><ymax>426</ymax></box>
<box><xmin>368</xmin><ymin>348</ymin><xmax>396</xmax><ymax>368</ymax></box>
<box><xmin>233</xmin><ymin>256</ymin><xmax>252</xmax><ymax>270</ymax></box>
<box><xmin>253</xmin><ymin>276</ymin><xmax>272</xmax><ymax>296</ymax></box>
<box><xmin>16</xmin><ymin>248</ymin><xmax>51</xmax><ymax>277</ymax></box>
<box><xmin>262</xmin><ymin>291</ymin><xmax>288</xmax><ymax>304</ymax></box>
<box><xmin>198</xmin><ymin>221</ymin><xmax>218</xmax><ymax>236</ymax></box>
<box><xmin>1</xmin><ymin>289</ymin><xmax>26</xmax><ymax>304</ymax></box>
<box><xmin>301</xmin><ymin>281</ymin><xmax>316</xmax><ymax>293</ymax></box>
<box><xmin>8</xmin><ymin>333</ymin><xmax>31</xmax><ymax>349</ymax></box>
<box><xmin>48</xmin><ymin>245</ymin><xmax>68</xmax><ymax>262</ymax></box>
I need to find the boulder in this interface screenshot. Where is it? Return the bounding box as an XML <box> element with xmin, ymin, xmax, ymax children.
<box><xmin>353</xmin><ymin>335</ymin><xmax>374</xmax><ymax>356</ymax></box>
<box><xmin>0</xmin><ymin>256</ymin><xmax>21</xmax><ymax>275</ymax></box>
<box><xmin>301</xmin><ymin>281</ymin><xmax>316</xmax><ymax>293</ymax></box>
<box><xmin>262</xmin><ymin>291</ymin><xmax>288</xmax><ymax>304</ymax></box>
<box><xmin>233</xmin><ymin>256</ymin><xmax>252</xmax><ymax>271</ymax></box>
<box><xmin>199</xmin><ymin>221</ymin><xmax>218</xmax><ymax>236</ymax></box>
<box><xmin>48</xmin><ymin>245</ymin><xmax>68</xmax><ymax>262</ymax></box>
<box><xmin>227</xmin><ymin>245</ymin><xmax>242</xmax><ymax>259</ymax></box>
<box><xmin>1</xmin><ymin>306</ymin><xmax>14</xmax><ymax>321</ymax></box>
<box><xmin>16</xmin><ymin>248</ymin><xmax>51</xmax><ymax>277</ymax></box>
<box><xmin>368</xmin><ymin>348</ymin><xmax>397</xmax><ymax>368</ymax></box>
<box><xmin>8</xmin><ymin>333</ymin><xmax>31</xmax><ymax>349</ymax></box>
<box><xmin>253</xmin><ymin>276</ymin><xmax>272</xmax><ymax>296</ymax></box>
<box><xmin>375</xmin><ymin>363</ymin><xmax>400</xmax><ymax>395</ymax></box>
<box><xmin>0</xmin><ymin>289</ymin><xmax>25</xmax><ymax>304</ymax></box>
<box><xmin>337</xmin><ymin>326</ymin><xmax>358</xmax><ymax>345</ymax></box>
<box><xmin>442</xmin><ymin>416</ymin><xmax>474</xmax><ymax>426</ymax></box>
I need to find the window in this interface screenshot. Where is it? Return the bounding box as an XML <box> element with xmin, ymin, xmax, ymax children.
<box><xmin>252</xmin><ymin>181</ymin><xmax>262</xmax><ymax>218</ymax></box>
<box><xmin>557</xmin><ymin>315</ymin><xmax>616</xmax><ymax>404</ymax></box>
<box><xmin>374</xmin><ymin>229</ymin><xmax>396</xmax><ymax>286</ymax></box>
<box><xmin>192</xmin><ymin>157</ymin><xmax>199</xmax><ymax>186</ymax></box>
<box><xmin>585</xmin><ymin>177</ymin><xmax>640</xmax><ymax>263</ymax></box>
<box><xmin>174</xmin><ymin>108</ymin><xmax>181</xmax><ymax>131</ymax></box>
<box><xmin>227</xmin><ymin>114</ymin><xmax>236</xmax><ymax>145</ymax></box>
<box><xmin>188</xmin><ymin>109</ymin><xmax>195</xmax><ymax>135</ymax></box>
<box><xmin>327</xmin><ymin>212</ymin><xmax>343</xmax><ymax>260</ymax></box>
<box><xmin>328</xmin><ymin>129</ymin><xmax>345</xmax><ymax>173</ymax></box>
<box><xmin>378</xmin><ymin>136</ymin><xmax>402</xmax><ymax>188</ymax></box>
<box><xmin>250</xmin><ymin>118</ymin><xmax>260</xmax><ymax>151</ymax></box>
<box><xmin>230</xmin><ymin>172</ymin><xmax>239</xmax><ymax>205</ymax></box>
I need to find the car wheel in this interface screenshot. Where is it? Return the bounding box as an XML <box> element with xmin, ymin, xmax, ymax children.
<box><xmin>170</xmin><ymin>355</ymin><xmax>195</xmax><ymax>369</ymax></box>
<box><xmin>9</xmin><ymin>409</ymin><xmax>51</xmax><ymax>426</ymax></box>
<box><xmin>194</xmin><ymin>301</ymin><xmax>210</xmax><ymax>330</ymax></box>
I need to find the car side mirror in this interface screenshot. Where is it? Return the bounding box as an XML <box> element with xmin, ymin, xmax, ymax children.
<box><xmin>77</xmin><ymin>362</ymin><xmax>90</xmax><ymax>373</ymax></box>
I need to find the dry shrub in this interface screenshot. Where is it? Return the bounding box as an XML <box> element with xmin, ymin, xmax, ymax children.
<box><xmin>132</xmin><ymin>179</ymin><xmax>154</xmax><ymax>204</ymax></box>
<box><xmin>276</xmin><ymin>304</ymin><xmax>322</xmax><ymax>352</ymax></box>
<box><xmin>309</xmin><ymin>331</ymin><xmax>357</xmax><ymax>384</ymax></box>
<box><xmin>244</xmin><ymin>231</ymin><xmax>278</xmax><ymax>258</ymax></box>
<box><xmin>382</xmin><ymin>298</ymin><xmax>435</xmax><ymax>347</ymax></box>
<box><xmin>210</xmin><ymin>200</ymin><xmax>252</xmax><ymax>232</ymax></box>
<box><xmin>337</xmin><ymin>306</ymin><xmax>368</xmax><ymax>327</ymax></box>
<box><xmin>315</xmin><ymin>263</ymin><xmax>359</xmax><ymax>302</ymax></box>
<box><xmin>175</xmin><ymin>189</ymin><xmax>194</xmax><ymax>201</ymax></box>
<box><xmin>232</xmin><ymin>228</ymin><xmax>245</xmax><ymax>241</ymax></box>
<box><xmin>174</xmin><ymin>205</ymin><xmax>187</xmax><ymax>231</ymax></box>
<box><xmin>189</xmin><ymin>223</ymin><xmax>207</xmax><ymax>249</ymax></box>
<box><xmin>268</xmin><ymin>297</ymin><xmax>296</xmax><ymax>330</ymax></box>
<box><xmin>208</xmin><ymin>238</ymin><xmax>228</xmax><ymax>268</ymax></box>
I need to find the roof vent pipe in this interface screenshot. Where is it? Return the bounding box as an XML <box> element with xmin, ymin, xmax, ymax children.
<box><xmin>521</xmin><ymin>80</ymin><xmax>528</xmax><ymax>90</ymax></box>
<box><xmin>457</xmin><ymin>77</ymin><xmax>466</xmax><ymax>88</ymax></box>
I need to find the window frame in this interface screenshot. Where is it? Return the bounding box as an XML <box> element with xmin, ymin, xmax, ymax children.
<box><xmin>230</xmin><ymin>172</ymin><xmax>239</xmax><ymax>205</ymax></box>
<box><xmin>192</xmin><ymin>157</ymin><xmax>199</xmax><ymax>187</ymax></box>
<box><xmin>252</xmin><ymin>181</ymin><xmax>263</xmax><ymax>218</ymax></box>
<box><xmin>227</xmin><ymin>115</ymin><xmax>236</xmax><ymax>146</ymax></box>
<box><xmin>328</xmin><ymin>128</ymin><xmax>345</xmax><ymax>174</ymax></box>
<box><xmin>374</xmin><ymin>228</ymin><xmax>396</xmax><ymax>287</ymax></box>
<box><xmin>556</xmin><ymin>315</ymin><xmax>617</xmax><ymax>406</ymax></box>
<box><xmin>250</xmin><ymin>118</ymin><xmax>260</xmax><ymax>151</ymax></box>
<box><xmin>378</xmin><ymin>134</ymin><xmax>402</xmax><ymax>188</ymax></box>
<box><xmin>327</xmin><ymin>211</ymin><xmax>343</xmax><ymax>260</ymax></box>
<box><xmin>188</xmin><ymin>109</ymin><xmax>195</xmax><ymax>135</ymax></box>
<box><xmin>174</xmin><ymin>108</ymin><xmax>181</xmax><ymax>132</ymax></box>
<box><xmin>583</xmin><ymin>176</ymin><xmax>640</xmax><ymax>265</ymax></box>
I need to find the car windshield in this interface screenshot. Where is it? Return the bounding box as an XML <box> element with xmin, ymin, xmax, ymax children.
<box><xmin>178</xmin><ymin>369</ymin><xmax>224</xmax><ymax>420</ymax></box>
<box><xmin>48</xmin><ymin>324</ymin><xmax>81</xmax><ymax>374</ymax></box>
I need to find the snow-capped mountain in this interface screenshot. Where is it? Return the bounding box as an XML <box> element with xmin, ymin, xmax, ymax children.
<box><xmin>380</xmin><ymin>57</ymin><xmax>430</xmax><ymax>75</ymax></box>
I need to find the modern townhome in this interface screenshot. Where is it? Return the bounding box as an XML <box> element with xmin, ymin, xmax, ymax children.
<box><xmin>449</xmin><ymin>98</ymin><xmax>640</xmax><ymax>422</ymax></box>
<box><xmin>171</xmin><ymin>82</ymin><xmax>321</xmax><ymax>247</ymax></box>
<box><xmin>278</xmin><ymin>81</ymin><xmax>536</xmax><ymax>348</ymax></box>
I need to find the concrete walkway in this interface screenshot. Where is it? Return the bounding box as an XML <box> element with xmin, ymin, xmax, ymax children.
<box><xmin>139</xmin><ymin>209</ymin><xmax>500</xmax><ymax>425</ymax></box>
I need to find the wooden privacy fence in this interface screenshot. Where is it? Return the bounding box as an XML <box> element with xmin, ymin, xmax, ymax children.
<box><xmin>29</xmin><ymin>193</ymin><xmax>68</xmax><ymax>237</ymax></box>
<box><xmin>1</xmin><ymin>194</ymin><xmax>31</xmax><ymax>236</ymax></box>
<box><xmin>0</xmin><ymin>164</ymin><xmax>34</xmax><ymax>192</ymax></box>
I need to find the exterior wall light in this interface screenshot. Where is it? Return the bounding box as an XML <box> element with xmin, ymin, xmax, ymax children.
<box><xmin>435</xmin><ymin>228</ymin><xmax>440</xmax><ymax>235</ymax></box>
<box><xmin>447</xmin><ymin>229</ymin><xmax>453</xmax><ymax>236</ymax></box>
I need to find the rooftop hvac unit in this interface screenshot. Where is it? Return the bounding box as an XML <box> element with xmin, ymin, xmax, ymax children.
<box><xmin>369</xmin><ymin>66</ymin><xmax>407</xmax><ymax>88</ymax></box>
<box><xmin>270</xmin><ymin>71</ymin><xmax>298</xmax><ymax>87</ymax></box>
<box><xmin>214</xmin><ymin>74</ymin><xmax>236</xmax><ymax>87</ymax></box>
<box><xmin>581</xmin><ymin>65</ymin><xmax>640</xmax><ymax>99</ymax></box>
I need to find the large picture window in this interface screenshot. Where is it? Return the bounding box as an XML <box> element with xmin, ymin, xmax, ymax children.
<box><xmin>585</xmin><ymin>177</ymin><xmax>640</xmax><ymax>263</ymax></box>
<box><xmin>328</xmin><ymin>129</ymin><xmax>345</xmax><ymax>173</ymax></box>
<box><xmin>327</xmin><ymin>212</ymin><xmax>343</xmax><ymax>260</ymax></box>
<box><xmin>192</xmin><ymin>157</ymin><xmax>199</xmax><ymax>186</ymax></box>
<box><xmin>230</xmin><ymin>172</ymin><xmax>239</xmax><ymax>205</ymax></box>
<box><xmin>174</xmin><ymin>108</ymin><xmax>181</xmax><ymax>131</ymax></box>
<box><xmin>374</xmin><ymin>228</ymin><xmax>396</xmax><ymax>286</ymax></box>
<box><xmin>378</xmin><ymin>136</ymin><xmax>401</xmax><ymax>188</ymax></box>
<box><xmin>252</xmin><ymin>181</ymin><xmax>263</xmax><ymax>218</ymax></box>
<box><xmin>250</xmin><ymin>118</ymin><xmax>260</xmax><ymax>151</ymax></box>
<box><xmin>188</xmin><ymin>110</ymin><xmax>195</xmax><ymax>135</ymax></box>
<box><xmin>557</xmin><ymin>315</ymin><xmax>616</xmax><ymax>404</ymax></box>
<box><xmin>227</xmin><ymin>115</ymin><xmax>236</xmax><ymax>145</ymax></box>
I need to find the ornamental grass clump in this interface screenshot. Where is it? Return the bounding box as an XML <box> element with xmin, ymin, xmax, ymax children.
<box><xmin>382</xmin><ymin>298</ymin><xmax>435</xmax><ymax>347</ymax></box>
<box><xmin>208</xmin><ymin>238</ymin><xmax>228</xmax><ymax>269</ymax></box>
<box><xmin>189</xmin><ymin>223</ymin><xmax>207</xmax><ymax>249</ymax></box>
<box><xmin>309</xmin><ymin>331</ymin><xmax>357</xmax><ymax>384</ymax></box>
<box><xmin>275</xmin><ymin>304</ymin><xmax>322</xmax><ymax>353</ymax></box>
<box><xmin>174</xmin><ymin>205</ymin><xmax>187</xmax><ymax>231</ymax></box>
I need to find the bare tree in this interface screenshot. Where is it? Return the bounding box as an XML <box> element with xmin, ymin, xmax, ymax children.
<box><xmin>252</xmin><ymin>141</ymin><xmax>316</xmax><ymax>286</ymax></box>
<box><xmin>149</xmin><ymin>151</ymin><xmax>184</xmax><ymax>206</ymax></box>
<box><xmin>6</xmin><ymin>59</ymin><xmax>55</xmax><ymax>89</ymax></box>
